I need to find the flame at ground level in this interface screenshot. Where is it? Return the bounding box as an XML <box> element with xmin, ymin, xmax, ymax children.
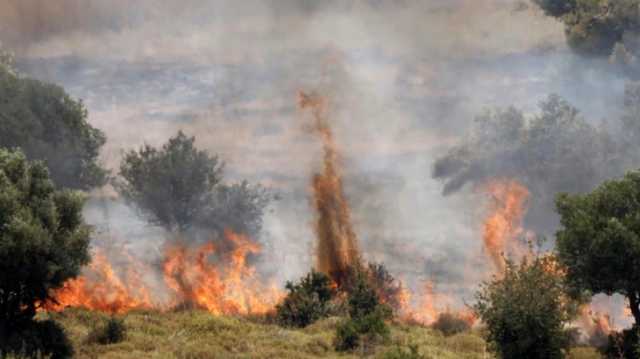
<box><xmin>46</xmin><ymin>230</ymin><xmax>283</xmax><ymax>315</ymax></box>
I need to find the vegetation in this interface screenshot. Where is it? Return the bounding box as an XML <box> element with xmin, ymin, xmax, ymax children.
<box><xmin>473</xmin><ymin>256</ymin><xmax>579</xmax><ymax>359</ymax></box>
<box><xmin>533</xmin><ymin>0</ymin><xmax>640</xmax><ymax>60</ymax></box>
<box><xmin>432</xmin><ymin>95</ymin><xmax>609</xmax><ymax>194</ymax></box>
<box><xmin>335</xmin><ymin>271</ymin><xmax>391</xmax><ymax>353</ymax></box>
<box><xmin>86</xmin><ymin>317</ymin><xmax>127</xmax><ymax>345</ymax></box>
<box><xmin>431</xmin><ymin>313</ymin><xmax>471</xmax><ymax>337</ymax></box>
<box><xmin>556</xmin><ymin>170</ymin><xmax>640</xmax><ymax>328</ymax></box>
<box><xmin>276</xmin><ymin>271</ymin><xmax>336</xmax><ymax>328</ymax></box>
<box><xmin>0</xmin><ymin>149</ymin><xmax>90</xmax><ymax>355</ymax></box>
<box><xmin>378</xmin><ymin>345</ymin><xmax>426</xmax><ymax>359</ymax></box>
<box><xmin>117</xmin><ymin>131</ymin><xmax>270</xmax><ymax>236</ymax></box>
<box><xmin>0</xmin><ymin>59</ymin><xmax>107</xmax><ymax>190</ymax></box>
<box><xmin>40</xmin><ymin>308</ymin><xmax>493</xmax><ymax>359</ymax></box>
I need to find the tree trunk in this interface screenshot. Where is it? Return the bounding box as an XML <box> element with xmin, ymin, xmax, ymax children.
<box><xmin>628</xmin><ymin>290</ymin><xmax>640</xmax><ymax>327</ymax></box>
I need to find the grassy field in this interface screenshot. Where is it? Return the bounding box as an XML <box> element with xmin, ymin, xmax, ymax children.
<box><xmin>35</xmin><ymin>309</ymin><xmax>601</xmax><ymax>359</ymax></box>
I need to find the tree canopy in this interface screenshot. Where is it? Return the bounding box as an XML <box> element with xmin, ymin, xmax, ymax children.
<box><xmin>432</xmin><ymin>95</ymin><xmax>613</xmax><ymax>231</ymax></box>
<box><xmin>0</xmin><ymin>61</ymin><xmax>107</xmax><ymax>190</ymax></box>
<box><xmin>0</xmin><ymin>149</ymin><xmax>91</xmax><ymax>340</ymax></box>
<box><xmin>556</xmin><ymin>170</ymin><xmax>640</xmax><ymax>326</ymax></box>
<box><xmin>533</xmin><ymin>0</ymin><xmax>640</xmax><ymax>61</ymax></box>
<box><xmin>118</xmin><ymin>131</ymin><xmax>270</xmax><ymax>236</ymax></box>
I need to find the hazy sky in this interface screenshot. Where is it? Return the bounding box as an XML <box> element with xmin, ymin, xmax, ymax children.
<box><xmin>2</xmin><ymin>0</ymin><xmax>632</xmax><ymax>300</ymax></box>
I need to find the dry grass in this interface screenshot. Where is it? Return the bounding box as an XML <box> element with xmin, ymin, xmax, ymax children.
<box><xmin>33</xmin><ymin>309</ymin><xmax>601</xmax><ymax>359</ymax></box>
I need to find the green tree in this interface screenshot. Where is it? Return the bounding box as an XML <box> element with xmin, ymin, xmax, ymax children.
<box><xmin>118</xmin><ymin>131</ymin><xmax>224</xmax><ymax>232</ymax></box>
<box><xmin>0</xmin><ymin>149</ymin><xmax>91</xmax><ymax>344</ymax></box>
<box><xmin>0</xmin><ymin>61</ymin><xmax>107</xmax><ymax>190</ymax></box>
<box><xmin>556</xmin><ymin>170</ymin><xmax>640</xmax><ymax>327</ymax></box>
<box><xmin>473</xmin><ymin>256</ymin><xmax>577</xmax><ymax>359</ymax></box>
<box><xmin>118</xmin><ymin>131</ymin><xmax>270</xmax><ymax>235</ymax></box>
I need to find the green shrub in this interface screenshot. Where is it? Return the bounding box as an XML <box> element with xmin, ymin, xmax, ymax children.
<box><xmin>473</xmin><ymin>256</ymin><xmax>578</xmax><ymax>359</ymax></box>
<box><xmin>87</xmin><ymin>317</ymin><xmax>127</xmax><ymax>345</ymax></box>
<box><xmin>2</xmin><ymin>320</ymin><xmax>73</xmax><ymax>359</ymax></box>
<box><xmin>379</xmin><ymin>345</ymin><xmax>426</xmax><ymax>359</ymax></box>
<box><xmin>334</xmin><ymin>271</ymin><xmax>390</xmax><ymax>352</ymax></box>
<box><xmin>276</xmin><ymin>270</ymin><xmax>336</xmax><ymax>328</ymax></box>
<box><xmin>431</xmin><ymin>312</ymin><xmax>471</xmax><ymax>337</ymax></box>
<box><xmin>334</xmin><ymin>319</ymin><xmax>360</xmax><ymax>351</ymax></box>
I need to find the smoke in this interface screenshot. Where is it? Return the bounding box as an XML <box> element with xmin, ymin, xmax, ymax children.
<box><xmin>432</xmin><ymin>94</ymin><xmax>620</xmax><ymax>233</ymax></box>
<box><xmin>4</xmin><ymin>0</ymin><xmax>637</xmax><ymax>326</ymax></box>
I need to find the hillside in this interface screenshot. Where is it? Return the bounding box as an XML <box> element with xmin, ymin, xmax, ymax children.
<box><xmin>32</xmin><ymin>309</ymin><xmax>600</xmax><ymax>359</ymax></box>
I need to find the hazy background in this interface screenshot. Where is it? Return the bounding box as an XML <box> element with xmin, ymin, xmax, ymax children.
<box><xmin>1</xmin><ymin>0</ymin><xmax>632</xmax><ymax>306</ymax></box>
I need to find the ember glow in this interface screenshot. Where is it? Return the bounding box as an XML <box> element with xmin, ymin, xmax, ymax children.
<box><xmin>481</xmin><ymin>179</ymin><xmax>530</xmax><ymax>274</ymax></box>
<box><xmin>48</xmin><ymin>230</ymin><xmax>282</xmax><ymax>315</ymax></box>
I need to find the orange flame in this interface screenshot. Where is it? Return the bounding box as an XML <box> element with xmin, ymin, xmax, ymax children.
<box><xmin>45</xmin><ymin>252</ymin><xmax>155</xmax><ymax>314</ymax></box>
<box><xmin>398</xmin><ymin>280</ymin><xmax>477</xmax><ymax>327</ymax></box>
<box><xmin>298</xmin><ymin>91</ymin><xmax>360</xmax><ymax>286</ymax></box>
<box><xmin>48</xmin><ymin>230</ymin><xmax>282</xmax><ymax>315</ymax></box>
<box><xmin>162</xmin><ymin>230</ymin><xmax>282</xmax><ymax>315</ymax></box>
<box><xmin>481</xmin><ymin>179</ymin><xmax>529</xmax><ymax>273</ymax></box>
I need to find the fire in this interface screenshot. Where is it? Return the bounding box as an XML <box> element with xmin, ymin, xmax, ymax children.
<box><xmin>163</xmin><ymin>230</ymin><xmax>282</xmax><ymax>315</ymax></box>
<box><xmin>45</xmin><ymin>252</ymin><xmax>155</xmax><ymax>314</ymax></box>
<box><xmin>298</xmin><ymin>91</ymin><xmax>360</xmax><ymax>286</ymax></box>
<box><xmin>481</xmin><ymin>179</ymin><xmax>530</xmax><ymax>274</ymax></box>
<box><xmin>575</xmin><ymin>304</ymin><xmax>614</xmax><ymax>345</ymax></box>
<box><xmin>399</xmin><ymin>280</ymin><xmax>476</xmax><ymax>327</ymax></box>
<box><xmin>48</xmin><ymin>230</ymin><xmax>282</xmax><ymax>315</ymax></box>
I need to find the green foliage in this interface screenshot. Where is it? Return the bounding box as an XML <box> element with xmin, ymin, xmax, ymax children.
<box><xmin>0</xmin><ymin>64</ymin><xmax>107</xmax><ymax>190</ymax></box>
<box><xmin>2</xmin><ymin>319</ymin><xmax>73</xmax><ymax>359</ymax></box>
<box><xmin>556</xmin><ymin>170</ymin><xmax>640</xmax><ymax>326</ymax></box>
<box><xmin>334</xmin><ymin>272</ymin><xmax>391</xmax><ymax>352</ymax></box>
<box><xmin>431</xmin><ymin>312</ymin><xmax>471</xmax><ymax>337</ymax></box>
<box><xmin>86</xmin><ymin>317</ymin><xmax>126</xmax><ymax>345</ymax></box>
<box><xmin>378</xmin><ymin>345</ymin><xmax>426</xmax><ymax>359</ymax></box>
<box><xmin>366</xmin><ymin>262</ymin><xmax>404</xmax><ymax>313</ymax></box>
<box><xmin>276</xmin><ymin>271</ymin><xmax>336</xmax><ymax>328</ymax></box>
<box><xmin>118</xmin><ymin>131</ymin><xmax>270</xmax><ymax>235</ymax></box>
<box><xmin>473</xmin><ymin>256</ymin><xmax>577</xmax><ymax>359</ymax></box>
<box><xmin>118</xmin><ymin>131</ymin><xmax>223</xmax><ymax>231</ymax></box>
<box><xmin>334</xmin><ymin>319</ymin><xmax>360</xmax><ymax>351</ymax></box>
<box><xmin>0</xmin><ymin>149</ymin><xmax>90</xmax><ymax>347</ymax></box>
<box><xmin>533</xmin><ymin>0</ymin><xmax>640</xmax><ymax>58</ymax></box>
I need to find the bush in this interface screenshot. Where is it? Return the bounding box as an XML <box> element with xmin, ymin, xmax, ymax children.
<box><xmin>334</xmin><ymin>271</ymin><xmax>390</xmax><ymax>352</ymax></box>
<box><xmin>334</xmin><ymin>319</ymin><xmax>360</xmax><ymax>351</ymax></box>
<box><xmin>341</xmin><ymin>262</ymin><xmax>405</xmax><ymax>313</ymax></box>
<box><xmin>601</xmin><ymin>326</ymin><xmax>640</xmax><ymax>359</ymax></box>
<box><xmin>276</xmin><ymin>271</ymin><xmax>336</xmax><ymax>328</ymax></box>
<box><xmin>379</xmin><ymin>345</ymin><xmax>426</xmax><ymax>359</ymax></box>
<box><xmin>473</xmin><ymin>256</ymin><xmax>578</xmax><ymax>359</ymax></box>
<box><xmin>86</xmin><ymin>317</ymin><xmax>127</xmax><ymax>345</ymax></box>
<box><xmin>2</xmin><ymin>320</ymin><xmax>73</xmax><ymax>359</ymax></box>
<box><xmin>431</xmin><ymin>312</ymin><xmax>471</xmax><ymax>337</ymax></box>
